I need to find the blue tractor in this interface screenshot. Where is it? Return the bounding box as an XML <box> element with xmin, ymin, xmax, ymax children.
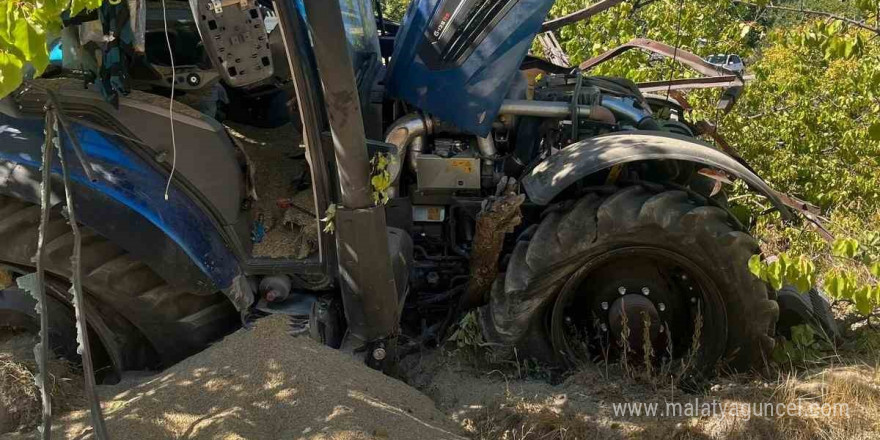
<box><xmin>0</xmin><ymin>0</ymin><xmax>809</xmax><ymax>382</ymax></box>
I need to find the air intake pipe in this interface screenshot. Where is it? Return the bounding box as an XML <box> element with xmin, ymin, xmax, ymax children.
<box><xmin>599</xmin><ymin>96</ymin><xmax>659</xmax><ymax>130</ymax></box>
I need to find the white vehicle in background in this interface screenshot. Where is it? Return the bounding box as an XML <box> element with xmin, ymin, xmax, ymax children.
<box><xmin>706</xmin><ymin>54</ymin><xmax>745</xmax><ymax>73</ymax></box>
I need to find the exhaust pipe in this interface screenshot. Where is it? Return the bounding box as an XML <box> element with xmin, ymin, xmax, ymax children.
<box><xmin>384</xmin><ymin>113</ymin><xmax>430</xmax><ymax>193</ymax></box>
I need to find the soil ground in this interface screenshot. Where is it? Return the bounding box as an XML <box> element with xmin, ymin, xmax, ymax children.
<box><xmin>4</xmin><ymin>313</ymin><xmax>880</xmax><ymax>440</ymax></box>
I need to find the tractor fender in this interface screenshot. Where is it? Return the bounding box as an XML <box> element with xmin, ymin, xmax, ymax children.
<box><xmin>0</xmin><ymin>113</ymin><xmax>244</xmax><ymax>302</ymax></box>
<box><xmin>522</xmin><ymin>131</ymin><xmax>792</xmax><ymax>219</ymax></box>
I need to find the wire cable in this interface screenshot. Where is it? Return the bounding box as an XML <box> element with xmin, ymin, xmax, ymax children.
<box><xmin>161</xmin><ymin>0</ymin><xmax>177</xmax><ymax>201</ymax></box>
<box><xmin>665</xmin><ymin>0</ymin><xmax>686</xmax><ymax>99</ymax></box>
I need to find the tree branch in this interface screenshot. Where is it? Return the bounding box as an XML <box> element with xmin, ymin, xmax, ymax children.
<box><xmin>541</xmin><ymin>0</ymin><xmax>626</xmax><ymax>32</ymax></box>
<box><xmin>733</xmin><ymin>1</ymin><xmax>880</xmax><ymax>35</ymax></box>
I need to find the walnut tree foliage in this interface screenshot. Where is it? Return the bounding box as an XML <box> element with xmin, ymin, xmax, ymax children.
<box><xmin>0</xmin><ymin>0</ymin><xmax>103</xmax><ymax>97</ymax></box>
<box><xmin>722</xmin><ymin>13</ymin><xmax>880</xmax><ymax>317</ymax></box>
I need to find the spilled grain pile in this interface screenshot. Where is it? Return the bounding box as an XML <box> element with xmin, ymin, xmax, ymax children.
<box><xmin>9</xmin><ymin>316</ymin><xmax>463</xmax><ymax>440</ymax></box>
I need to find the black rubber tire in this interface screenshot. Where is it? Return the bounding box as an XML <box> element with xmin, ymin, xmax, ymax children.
<box><xmin>480</xmin><ymin>185</ymin><xmax>779</xmax><ymax>372</ymax></box>
<box><xmin>0</xmin><ymin>195</ymin><xmax>239</xmax><ymax>371</ymax></box>
<box><xmin>776</xmin><ymin>286</ymin><xmax>839</xmax><ymax>342</ymax></box>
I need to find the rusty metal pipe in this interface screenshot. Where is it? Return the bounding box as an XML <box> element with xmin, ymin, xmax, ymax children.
<box><xmin>589</xmin><ymin>105</ymin><xmax>616</xmax><ymax>124</ymax></box>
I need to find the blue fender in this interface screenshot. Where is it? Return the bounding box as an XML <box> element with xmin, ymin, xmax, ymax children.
<box><xmin>522</xmin><ymin>131</ymin><xmax>792</xmax><ymax>219</ymax></box>
<box><xmin>0</xmin><ymin>113</ymin><xmax>244</xmax><ymax>300</ymax></box>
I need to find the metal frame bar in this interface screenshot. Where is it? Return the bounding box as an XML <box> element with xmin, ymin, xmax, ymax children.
<box><xmin>300</xmin><ymin>0</ymin><xmax>373</xmax><ymax>209</ymax></box>
<box><xmin>578</xmin><ymin>38</ymin><xmax>743</xmax><ymax>80</ymax></box>
<box><xmin>637</xmin><ymin>76</ymin><xmax>743</xmax><ymax>92</ymax></box>
<box><xmin>273</xmin><ymin>0</ymin><xmax>337</xmax><ymax>268</ymax></box>
<box><xmin>289</xmin><ymin>0</ymin><xmax>399</xmax><ymax>366</ymax></box>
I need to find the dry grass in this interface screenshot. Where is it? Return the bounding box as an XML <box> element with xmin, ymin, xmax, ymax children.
<box><xmin>448</xmin><ymin>305</ymin><xmax>880</xmax><ymax>440</ymax></box>
<box><xmin>0</xmin><ymin>331</ymin><xmax>84</xmax><ymax>434</ymax></box>
<box><xmin>763</xmin><ymin>365</ymin><xmax>880</xmax><ymax>439</ymax></box>
<box><xmin>464</xmin><ymin>393</ymin><xmax>608</xmax><ymax>440</ymax></box>
<box><xmin>0</xmin><ymin>357</ymin><xmax>40</xmax><ymax>433</ymax></box>
<box><xmin>458</xmin><ymin>360</ymin><xmax>880</xmax><ymax>440</ymax></box>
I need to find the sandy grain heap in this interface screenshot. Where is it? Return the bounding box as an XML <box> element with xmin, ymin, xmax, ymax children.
<box><xmin>38</xmin><ymin>316</ymin><xmax>463</xmax><ymax>440</ymax></box>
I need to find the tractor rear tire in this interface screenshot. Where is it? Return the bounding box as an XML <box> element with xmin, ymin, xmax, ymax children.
<box><xmin>0</xmin><ymin>195</ymin><xmax>238</xmax><ymax>375</ymax></box>
<box><xmin>480</xmin><ymin>185</ymin><xmax>778</xmax><ymax>372</ymax></box>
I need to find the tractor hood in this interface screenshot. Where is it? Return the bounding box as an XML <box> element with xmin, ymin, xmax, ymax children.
<box><xmin>385</xmin><ymin>0</ymin><xmax>555</xmax><ymax>136</ymax></box>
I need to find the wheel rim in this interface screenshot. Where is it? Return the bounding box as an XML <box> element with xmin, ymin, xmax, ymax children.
<box><xmin>550</xmin><ymin>246</ymin><xmax>728</xmax><ymax>372</ymax></box>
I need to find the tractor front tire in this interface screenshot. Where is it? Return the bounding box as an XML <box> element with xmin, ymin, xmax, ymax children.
<box><xmin>481</xmin><ymin>185</ymin><xmax>778</xmax><ymax>373</ymax></box>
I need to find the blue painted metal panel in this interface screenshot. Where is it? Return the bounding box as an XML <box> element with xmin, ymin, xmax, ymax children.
<box><xmin>0</xmin><ymin>114</ymin><xmax>239</xmax><ymax>289</ymax></box>
<box><xmin>385</xmin><ymin>0</ymin><xmax>555</xmax><ymax>136</ymax></box>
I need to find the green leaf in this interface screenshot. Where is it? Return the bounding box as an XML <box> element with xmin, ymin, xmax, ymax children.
<box><xmin>791</xmin><ymin>324</ymin><xmax>815</xmax><ymax>347</ymax></box>
<box><xmin>0</xmin><ymin>52</ymin><xmax>23</xmax><ymax>99</ymax></box>
<box><xmin>69</xmin><ymin>0</ymin><xmax>102</xmax><ymax>18</ymax></box>
<box><xmin>870</xmin><ymin>262</ymin><xmax>880</xmax><ymax>279</ymax></box>
<box><xmin>0</xmin><ymin>1</ymin><xmax>11</xmax><ymax>45</ymax></box>
<box><xmin>12</xmin><ymin>20</ymin><xmax>48</xmax><ymax>75</ymax></box>
<box><xmin>740</xmin><ymin>24</ymin><xmax>751</xmax><ymax>39</ymax></box>
<box><xmin>767</xmin><ymin>260</ymin><xmax>784</xmax><ymax>290</ymax></box>
<box><xmin>794</xmin><ymin>273</ymin><xmax>811</xmax><ymax>294</ymax></box>
<box><xmin>825</xmin><ymin>274</ymin><xmax>845</xmax><ymax>300</ymax></box>
<box><xmin>844</xmin><ymin>39</ymin><xmax>856</xmax><ymax>59</ymax></box>
<box><xmin>832</xmin><ymin>238</ymin><xmax>860</xmax><ymax>259</ymax></box>
<box><xmin>869</xmin><ymin>123</ymin><xmax>880</xmax><ymax>141</ymax></box>
<box><xmin>854</xmin><ymin>286</ymin><xmax>875</xmax><ymax>316</ymax></box>
<box><xmin>320</xmin><ymin>204</ymin><xmax>337</xmax><ymax>234</ymax></box>
<box><xmin>748</xmin><ymin>254</ymin><xmax>764</xmax><ymax>279</ymax></box>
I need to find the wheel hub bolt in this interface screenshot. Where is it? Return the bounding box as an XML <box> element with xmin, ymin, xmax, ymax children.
<box><xmin>565</xmin><ymin>316</ymin><xmax>572</xmax><ymax>324</ymax></box>
<box><xmin>372</xmin><ymin>347</ymin><xmax>387</xmax><ymax>361</ymax></box>
<box><xmin>618</xmin><ymin>286</ymin><xmax>626</xmax><ymax>295</ymax></box>
<box><xmin>658</xmin><ymin>303</ymin><xmax>666</xmax><ymax>312</ymax></box>
<box><xmin>641</xmin><ymin>287</ymin><xmax>650</xmax><ymax>296</ymax></box>
<box><xmin>659</xmin><ymin>325</ymin><xmax>665</xmax><ymax>333</ymax></box>
<box><xmin>690</xmin><ymin>297</ymin><xmax>697</xmax><ymax>304</ymax></box>
<box><xmin>600</xmin><ymin>323</ymin><xmax>608</xmax><ymax>332</ymax></box>
<box><xmin>601</xmin><ymin>302</ymin><xmax>609</xmax><ymax>310</ymax></box>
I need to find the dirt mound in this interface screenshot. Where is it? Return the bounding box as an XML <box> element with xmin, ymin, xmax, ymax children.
<box><xmin>9</xmin><ymin>316</ymin><xmax>462</xmax><ymax>440</ymax></box>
